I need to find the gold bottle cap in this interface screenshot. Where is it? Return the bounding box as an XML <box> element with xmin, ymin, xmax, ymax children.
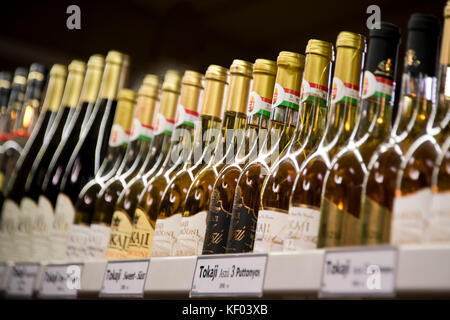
<box><xmin>80</xmin><ymin>55</ymin><xmax>105</xmax><ymax>104</ymax></box>
<box><xmin>50</xmin><ymin>64</ymin><xmax>67</xmax><ymax>78</ymax></box>
<box><xmin>87</xmin><ymin>54</ymin><xmax>105</xmax><ymax>69</ymax></box>
<box><xmin>114</xmin><ymin>89</ymin><xmax>137</xmax><ymax>131</ymax></box>
<box><xmin>62</xmin><ymin>60</ymin><xmax>86</xmax><ymax>108</ymax></box>
<box><xmin>143</xmin><ymin>74</ymin><xmax>160</xmax><ymax>88</ymax></box>
<box><xmin>205</xmin><ymin>65</ymin><xmax>228</xmax><ymax>83</ymax></box>
<box><xmin>182</xmin><ymin>70</ymin><xmax>203</xmax><ymax>88</ymax></box>
<box><xmin>226</xmin><ymin>59</ymin><xmax>253</xmax><ymax>113</ymax></box>
<box><xmin>306</xmin><ymin>39</ymin><xmax>335</xmax><ymax>60</ymax></box>
<box><xmin>277</xmin><ymin>51</ymin><xmax>305</xmax><ymax>68</ymax></box>
<box><xmin>162</xmin><ymin>70</ymin><xmax>182</xmax><ymax>93</ymax></box>
<box><xmin>105</xmin><ymin>50</ymin><xmax>124</xmax><ymax>65</ymax></box>
<box><xmin>445</xmin><ymin>1</ymin><xmax>450</xmax><ymax>17</ymax></box>
<box><xmin>165</xmin><ymin>69</ymin><xmax>182</xmax><ymax>79</ymax></box>
<box><xmin>254</xmin><ymin>59</ymin><xmax>277</xmax><ymax>75</ymax></box>
<box><xmin>336</xmin><ymin>31</ymin><xmax>366</xmax><ymax>52</ymax></box>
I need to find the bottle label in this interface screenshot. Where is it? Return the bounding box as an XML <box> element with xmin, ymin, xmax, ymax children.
<box><xmin>154</xmin><ymin>113</ymin><xmax>175</xmax><ymax>136</ymax></box>
<box><xmin>427</xmin><ymin>191</ymin><xmax>450</xmax><ymax>243</ymax></box>
<box><xmin>129</xmin><ymin>118</ymin><xmax>153</xmax><ymax>142</ymax></box>
<box><xmin>330</xmin><ymin>77</ymin><xmax>359</xmax><ymax>105</ymax></box>
<box><xmin>253</xmin><ymin>209</ymin><xmax>288</xmax><ymax>253</ymax></box>
<box><xmin>127</xmin><ymin>208</ymin><xmax>155</xmax><ymax>259</ymax></box>
<box><xmin>283</xmin><ymin>205</ymin><xmax>320</xmax><ymax>251</ymax></box>
<box><xmin>151</xmin><ymin>213</ymin><xmax>181</xmax><ymax>257</ymax></box>
<box><xmin>30</xmin><ymin>196</ymin><xmax>54</xmax><ymax>261</ymax></box>
<box><xmin>301</xmin><ymin>79</ymin><xmax>328</xmax><ymax>106</ymax></box>
<box><xmin>176</xmin><ymin>211</ymin><xmax>207</xmax><ymax>256</ymax></box>
<box><xmin>14</xmin><ymin>197</ymin><xmax>38</xmax><ymax>261</ymax></box>
<box><xmin>227</xmin><ymin>186</ymin><xmax>258</xmax><ymax>253</ymax></box>
<box><xmin>248</xmin><ymin>91</ymin><xmax>272</xmax><ymax>117</ymax></box>
<box><xmin>202</xmin><ymin>189</ymin><xmax>232</xmax><ymax>254</ymax></box>
<box><xmin>66</xmin><ymin>224</ymin><xmax>91</xmax><ymax>261</ymax></box>
<box><xmin>109</xmin><ymin>124</ymin><xmax>129</xmax><ymax>147</ymax></box>
<box><xmin>362</xmin><ymin>71</ymin><xmax>394</xmax><ymax>101</ymax></box>
<box><xmin>391</xmin><ymin>188</ymin><xmax>432</xmax><ymax>245</ymax></box>
<box><xmin>175</xmin><ymin>104</ymin><xmax>199</xmax><ymax>128</ymax></box>
<box><xmin>87</xmin><ymin>224</ymin><xmax>111</xmax><ymax>260</ymax></box>
<box><xmin>49</xmin><ymin>193</ymin><xmax>76</xmax><ymax>261</ymax></box>
<box><xmin>106</xmin><ymin>210</ymin><xmax>133</xmax><ymax>260</ymax></box>
<box><xmin>0</xmin><ymin>200</ymin><xmax>20</xmax><ymax>261</ymax></box>
<box><xmin>272</xmin><ymin>83</ymin><xmax>300</xmax><ymax>111</ymax></box>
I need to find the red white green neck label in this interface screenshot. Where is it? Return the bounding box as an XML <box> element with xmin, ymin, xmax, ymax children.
<box><xmin>362</xmin><ymin>71</ymin><xmax>394</xmax><ymax>102</ymax></box>
<box><xmin>331</xmin><ymin>77</ymin><xmax>360</xmax><ymax>105</ymax></box>
<box><xmin>247</xmin><ymin>91</ymin><xmax>272</xmax><ymax>117</ymax></box>
<box><xmin>175</xmin><ymin>104</ymin><xmax>199</xmax><ymax>128</ymax></box>
<box><xmin>109</xmin><ymin>124</ymin><xmax>130</xmax><ymax>147</ymax></box>
<box><xmin>154</xmin><ymin>113</ymin><xmax>175</xmax><ymax>136</ymax></box>
<box><xmin>301</xmin><ymin>79</ymin><xmax>328</xmax><ymax>107</ymax></box>
<box><xmin>272</xmin><ymin>83</ymin><xmax>300</xmax><ymax>111</ymax></box>
<box><xmin>130</xmin><ymin>118</ymin><xmax>154</xmax><ymax>142</ymax></box>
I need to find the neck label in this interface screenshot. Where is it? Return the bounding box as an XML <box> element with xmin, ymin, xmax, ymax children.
<box><xmin>175</xmin><ymin>104</ymin><xmax>199</xmax><ymax>128</ymax></box>
<box><xmin>362</xmin><ymin>71</ymin><xmax>394</xmax><ymax>102</ymax></box>
<box><xmin>331</xmin><ymin>77</ymin><xmax>359</xmax><ymax>105</ymax></box>
<box><xmin>301</xmin><ymin>79</ymin><xmax>328</xmax><ymax>106</ymax></box>
<box><xmin>130</xmin><ymin>118</ymin><xmax>153</xmax><ymax>142</ymax></box>
<box><xmin>272</xmin><ymin>83</ymin><xmax>300</xmax><ymax>111</ymax></box>
<box><xmin>248</xmin><ymin>92</ymin><xmax>272</xmax><ymax>117</ymax></box>
<box><xmin>109</xmin><ymin>124</ymin><xmax>129</xmax><ymax>147</ymax></box>
<box><xmin>154</xmin><ymin>113</ymin><xmax>175</xmax><ymax>136</ymax></box>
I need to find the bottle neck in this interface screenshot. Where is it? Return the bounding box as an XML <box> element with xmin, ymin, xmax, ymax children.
<box><xmin>188</xmin><ymin>114</ymin><xmax>222</xmax><ymax>168</ymax></box>
<box><xmin>163</xmin><ymin>122</ymin><xmax>198</xmax><ymax>170</ymax></box>
<box><xmin>432</xmin><ymin>63</ymin><xmax>450</xmax><ymax>142</ymax></box>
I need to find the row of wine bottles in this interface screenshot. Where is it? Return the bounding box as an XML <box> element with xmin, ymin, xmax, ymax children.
<box><xmin>0</xmin><ymin>6</ymin><xmax>449</xmax><ymax>264</ymax></box>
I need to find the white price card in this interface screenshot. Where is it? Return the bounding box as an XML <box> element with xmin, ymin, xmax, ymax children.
<box><xmin>38</xmin><ymin>264</ymin><xmax>83</xmax><ymax>299</ymax></box>
<box><xmin>6</xmin><ymin>263</ymin><xmax>40</xmax><ymax>298</ymax></box>
<box><xmin>319</xmin><ymin>246</ymin><xmax>398</xmax><ymax>298</ymax></box>
<box><xmin>100</xmin><ymin>259</ymin><xmax>150</xmax><ymax>298</ymax></box>
<box><xmin>0</xmin><ymin>263</ymin><xmax>6</xmax><ymax>285</ymax></box>
<box><xmin>190</xmin><ymin>253</ymin><xmax>268</xmax><ymax>298</ymax></box>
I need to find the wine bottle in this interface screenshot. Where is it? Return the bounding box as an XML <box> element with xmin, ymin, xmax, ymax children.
<box><xmin>318</xmin><ymin>24</ymin><xmax>400</xmax><ymax>248</ymax></box>
<box><xmin>254</xmin><ymin>40</ymin><xmax>333</xmax><ymax>253</ymax></box>
<box><xmin>226</xmin><ymin>51</ymin><xmax>305</xmax><ymax>254</ymax></box>
<box><xmin>178</xmin><ymin>60</ymin><xmax>253</xmax><ymax>256</ymax></box>
<box><xmin>30</xmin><ymin>55</ymin><xmax>105</xmax><ymax>262</ymax></box>
<box><xmin>151</xmin><ymin>65</ymin><xmax>228</xmax><ymax>257</ymax></box>
<box><xmin>66</xmin><ymin>75</ymin><xmax>159</xmax><ymax>260</ymax></box>
<box><xmin>360</xmin><ymin>14</ymin><xmax>440</xmax><ymax>245</ymax></box>
<box><xmin>43</xmin><ymin>51</ymin><xmax>124</xmax><ymax>261</ymax></box>
<box><xmin>0</xmin><ymin>64</ymin><xmax>67</xmax><ymax>261</ymax></box>
<box><xmin>0</xmin><ymin>72</ymin><xmax>12</xmax><ymax>119</ymax></box>
<box><xmin>391</xmin><ymin>14</ymin><xmax>443</xmax><ymax>245</ymax></box>
<box><xmin>287</xmin><ymin>32</ymin><xmax>366</xmax><ymax>250</ymax></box>
<box><xmin>0</xmin><ymin>67</ymin><xmax>28</xmax><ymax>136</ymax></box>
<box><xmin>202</xmin><ymin>59</ymin><xmax>276</xmax><ymax>255</ymax></box>
<box><xmin>11</xmin><ymin>60</ymin><xmax>86</xmax><ymax>262</ymax></box>
<box><xmin>428</xmin><ymin>135</ymin><xmax>450</xmax><ymax>242</ymax></box>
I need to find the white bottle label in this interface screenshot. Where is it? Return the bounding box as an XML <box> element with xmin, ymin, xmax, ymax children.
<box><xmin>0</xmin><ymin>200</ymin><xmax>20</xmax><ymax>261</ymax></box>
<box><xmin>14</xmin><ymin>197</ymin><xmax>38</xmax><ymax>261</ymax></box>
<box><xmin>66</xmin><ymin>224</ymin><xmax>91</xmax><ymax>261</ymax></box>
<box><xmin>283</xmin><ymin>206</ymin><xmax>321</xmax><ymax>251</ymax></box>
<box><xmin>30</xmin><ymin>196</ymin><xmax>55</xmax><ymax>262</ymax></box>
<box><xmin>175</xmin><ymin>104</ymin><xmax>199</xmax><ymax>128</ymax></box>
<box><xmin>176</xmin><ymin>211</ymin><xmax>207</xmax><ymax>256</ymax></box>
<box><xmin>153</xmin><ymin>113</ymin><xmax>174</xmax><ymax>136</ymax></box>
<box><xmin>247</xmin><ymin>91</ymin><xmax>272</xmax><ymax>117</ymax></box>
<box><xmin>49</xmin><ymin>194</ymin><xmax>76</xmax><ymax>261</ymax></box>
<box><xmin>391</xmin><ymin>188</ymin><xmax>432</xmax><ymax>245</ymax></box>
<box><xmin>330</xmin><ymin>77</ymin><xmax>359</xmax><ymax>105</ymax></box>
<box><xmin>253</xmin><ymin>209</ymin><xmax>288</xmax><ymax>253</ymax></box>
<box><xmin>87</xmin><ymin>224</ymin><xmax>111</xmax><ymax>260</ymax></box>
<box><xmin>151</xmin><ymin>213</ymin><xmax>181</xmax><ymax>257</ymax></box>
<box><xmin>130</xmin><ymin>118</ymin><xmax>153</xmax><ymax>142</ymax></box>
<box><xmin>109</xmin><ymin>124</ymin><xmax>129</xmax><ymax>147</ymax></box>
<box><xmin>427</xmin><ymin>191</ymin><xmax>450</xmax><ymax>243</ymax></box>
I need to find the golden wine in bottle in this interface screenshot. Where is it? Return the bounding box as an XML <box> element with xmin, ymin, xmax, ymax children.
<box><xmin>255</xmin><ymin>40</ymin><xmax>333</xmax><ymax>253</ymax></box>
<box><xmin>152</xmin><ymin>65</ymin><xmax>228</xmax><ymax>257</ymax></box>
<box><xmin>226</xmin><ymin>51</ymin><xmax>304</xmax><ymax>254</ymax></box>
<box><xmin>127</xmin><ymin>71</ymin><xmax>203</xmax><ymax>259</ymax></box>
<box><xmin>178</xmin><ymin>60</ymin><xmax>252</xmax><ymax>256</ymax></box>
<box><xmin>360</xmin><ymin>14</ymin><xmax>440</xmax><ymax>245</ymax></box>
<box><xmin>288</xmin><ymin>32</ymin><xmax>366</xmax><ymax>250</ymax></box>
<box><xmin>202</xmin><ymin>59</ymin><xmax>276</xmax><ymax>255</ymax></box>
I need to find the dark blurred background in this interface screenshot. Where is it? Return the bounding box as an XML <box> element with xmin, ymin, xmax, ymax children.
<box><xmin>0</xmin><ymin>0</ymin><xmax>446</xmax><ymax>91</ymax></box>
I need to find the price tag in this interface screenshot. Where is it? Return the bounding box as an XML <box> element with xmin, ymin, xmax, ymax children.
<box><xmin>38</xmin><ymin>264</ymin><xmax>83</xmax><ymax>299</ymax></box>
<box><xmin>319</xmin><ymin>246</ymin><xmax>397</xmax><ymax>298</ymax></box>
<box><xmin>0</xmin><ymin>263</ymin><xmax>7</xmax><ymax>291</ymax></box>
<box><xmin>6</xmin><ymin>263</ymin><xmax>40</xmax><ymax>298</ymax></box>
<box><xmin>190</xmin><ymin>253</ymin><xmax>268</xmax><ymax>298</ymax></box>
<box><xmin>100</xmin><ymin>259</ymin><xmax>149</xmax><ymax>298</ymax></box>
